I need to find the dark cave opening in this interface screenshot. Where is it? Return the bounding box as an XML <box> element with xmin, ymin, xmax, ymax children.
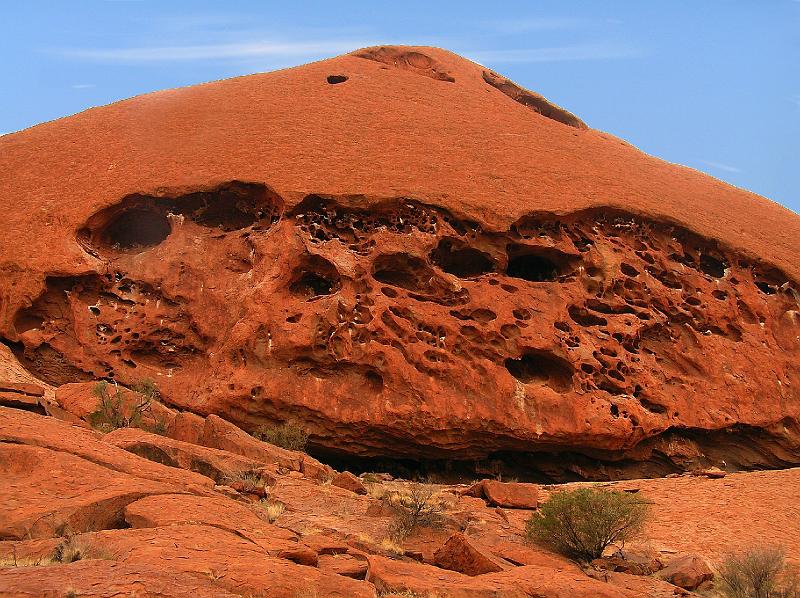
<box><xmin>504</xmin><ymin>350</ymin><xmax>574</xmax><ymax>392</ymax></box>
<box><xmin>505</xmin><ymin>245</ymin><xmax>578</xmax><ymax>282</ymax></box>
<box><xmin>289</xmin><ymin>255</ymin><xmax>341</xmax><ymax>299</ymax></box>
<box><xmin>99</xmin><ymin>208</ymin><xmax>171</xmax><ymax>251</ymax></box>
<box><xmin>430</xmin><ymin>239</ymin><xmax>495</xmax><ymax>278</ymax></box>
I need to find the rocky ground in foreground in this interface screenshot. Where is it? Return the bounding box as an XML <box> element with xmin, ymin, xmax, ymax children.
<box><xmin>2</xmin><ymin>362</ymin><xmax>799</xmax><ymax>597</ymax></box>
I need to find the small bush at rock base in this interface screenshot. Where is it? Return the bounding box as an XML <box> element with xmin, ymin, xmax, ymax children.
<box><xmin>526</xmin><ymin>487</ymin><xmax>649</xmax><ymax>562</ymax></box>
<box><xmin>717</xmin><ymin>546</ymin><xmax>800</xmax><ymax>598</ymax></box>
<box><xmin>254</xmin><ymin>421</ymin><xmax>309</xmax><ymax>451</ymax></box>
<box><xmin>386</xmin><ymin>482</ymin><xmax>446</xmax><ymax>541</ymax></box>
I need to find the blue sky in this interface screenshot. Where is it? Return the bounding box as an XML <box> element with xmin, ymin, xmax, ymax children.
<box><xmin>2</xmin><ymin>1</ymin><xmax>798</xmax><ymax>213</ymax></box>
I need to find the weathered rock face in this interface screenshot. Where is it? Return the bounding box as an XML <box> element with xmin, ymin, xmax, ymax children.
<box><xmin>1</xmin><ymin>46</ymin><xmax>799</xmax><ymax>480</ymax></box>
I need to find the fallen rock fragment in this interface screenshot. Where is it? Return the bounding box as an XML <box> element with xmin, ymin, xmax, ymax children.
<box><xmin>657</xmin><ymin>553</ymin><xmax>714</xmax><ymax>590</ymax></box>
<box><xmin>463</xmin><ymin>479</ymin><xmax>539</xmax><ymax>509</ymax></box>
<box><xmin>332</xmin><ymin>470</ymin><xmax>368</xmax><ymax>495</ymax></box>
<box><xmin>433</xmin><ymin>532</ymin><xmax>507</xmax><ymax>575</ymax></box>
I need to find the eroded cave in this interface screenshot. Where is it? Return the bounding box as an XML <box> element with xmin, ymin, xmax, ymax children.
<box><xmin>504</xmin><ymin>350</ymin><xmax>574</xmax><ymax>392</ymax></box>
<box><xmin>289</xmin><ymin>255</ymin><xmax>341</xmax><ymax>299</ymax></box>
<box><xmin>505</xmin><ymin>245</ymin><xmax>578</xmax><ymax>282</ymax></box>
<box><xmin>430</xmin><ymin>238</ymin><xmax>494</xmax><ymax>278</ymax></box>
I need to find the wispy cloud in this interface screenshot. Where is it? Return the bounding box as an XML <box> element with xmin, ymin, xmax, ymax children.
<box><xmin>466</xmin><ymin>43</ymin><xmax>641</xmax><ymax>64</ymax></box>
<box><xmin>486</xmin><ymin>17</ymin><xmax>583</xmax><ymax>34</ymax></box>
<box><xmin>71</xmin><ymin>83</ymin><xmax>96</xmax><ymax>89</ymax></box>
<box><xmin>790</xmin><ymin>95</ymin><xmax>800</xmax><ymax>109</ymax></box>
<box><xmin>56</xmin><ymin>39</ymin><xmax>372</xmax><ymax>63</ymax></box>
<box><xmin>699</xmin><ymin>160</ymin><xmax>742</xmax><ymax>173</ymax></box>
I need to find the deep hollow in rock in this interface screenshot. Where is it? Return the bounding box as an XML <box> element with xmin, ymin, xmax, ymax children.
<box><xmin>79</xmin><ymin>181</ymin><xmax>283</xmax><ymax>255</ymax></box>
<box><xmin>504</xmin><ymin>350</ymin><xmax>573</xmax><ymax>392</ymax></box>
<box><xmin>372</xmin><ymin>253</ymin><xmax>436</xmax><ymax>293</ymax></box>
<box><xmin>430</xmin><ymin>238</ymin><xmax>494</xmax><ymax>278</ymax></box>
<box><xmin>506</xmin><ymin>245</ymin><xmax>578</xmax><ymax>282</ymax></box>
<box><xmin>99</xmin><ymin>208</ymin><xmax>171</xmax><ymax>251</ymax></box>
<box><xmin>289</xmin><ymin>257</ymin><xmax>342</xmax><ymax>299</ymax></box>
<box><xmin>326</xmin><ymin>74</ymin><xmax>348</xmax><ymax>84</ymax></box>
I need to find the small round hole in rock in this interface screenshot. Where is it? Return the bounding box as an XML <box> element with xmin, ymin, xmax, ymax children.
<box><xmin>327</xmin><ymin>74</ymin><xmax>348</xmax><ymax>84</ymax></box>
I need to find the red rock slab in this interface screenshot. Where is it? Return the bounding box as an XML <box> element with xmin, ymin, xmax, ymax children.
<box><xmin>0</xmin><ymin>391</ymin><xmax>45</xmax><ymax>414</ymax></box>
<box><xmin>464</xmin><ymin>479</ymin><xmax>539</xmax><ymax>509</ymax></box>
<box><xmin>319</xmin><ymin>552</ymin><xmax>369</xmax><ymax>579</ymax></box>
<box><xmin>332</xmin><ymin>470</ymin><xmax>368</xmax><ymax>494</ymax></box>
<box><xmin>433</xmin><ymin>532</ymin><xmax>508</xmax><ymax>575</ymax></box>
<box><xmin>0</xmin><ymin>560</ymin><xmax>240</xmax><ymax>598</ymax></box>
<box><xmin>0</xmin><ymin>382</ymin><xmax>44</xmax><ymax>396</ymax></box>
<box><xmin>105</xmin><ymin>426</ymin><xmax>264</xmax><ymax>485</ymax></box>
<box><xmin>123</xmin><ymin>493</ymin><xmax>303</xmax><ymax>555</ymax></box>
<box><xmin>0</xmin><ymin>443</ymin><xmax>179</xmax><ymax>539</ymax></box>
<box><xmin>302</xmin><ymin>532</ymin><xmax>351</xmax><ymax>555</ymax></box>
<box><xmin>270</xmin><ymin>476</ymin><xmax>381</xmax><ymax>539</ymax></box>
<box><xmin>171</xmin><ymin>413</ymin><xmax>333</xmax><ymax>480</ymax></box>
<box><xmin>94</xmin><ymin>524</ymin><xmax>373</xmax><ymax>597</ymax></box>
<box><xmin>0</xmin><ymin>407</ymin><xmax>213</xmax><ymax>493</ymax></box>
<box><xmin>367</xmin><ymin>554</ymin><xmax>635</xmax><ymax>597</ymax></box>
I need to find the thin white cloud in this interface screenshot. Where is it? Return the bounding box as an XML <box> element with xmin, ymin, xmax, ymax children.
<box><xmin>56</xmin><ymin>40</ymin><xmax>372</xmax><ymax>63</ymax></box>
<box><xmin>486</xmin><ymin>17</ymin><xmax>583</xmax><ymax>34</ymax></box>
<box><xmin>71</xmin><ymin>83</ymin><xmax>96</xmax><ymax>89</ymax></box>
<box><xmin>790</xmin><ymin>95</ymin><xmax>800</xmax><ymax>109</ymax></box>
<box><xmin>466</xmin><ymin>43</ymin><xmax>640</xmax><ymax>64</ymax></box>
<box><xmin>699</xmin><ymin>160</ymin><xmax>742</xmax><ymax>173</ymax></box>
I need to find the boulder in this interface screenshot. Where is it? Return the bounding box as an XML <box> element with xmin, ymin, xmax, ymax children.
<box><xmin>657</xmin><ymin>553</ymin><xmax>714</xmax><ymax>590</ymax></box>
<box><xmin>464</xmin><ymin>479</ymin><xmax>538</xmax><ymax>509</ymax></box>
<box><xmin>332</xmin><ymin>471</ymin><xmax>368</xmax><ymax>495</ymax></box>
<box><xmin>433</xmin><ymin>532</ymin><xmax>506</xmax><ymax>575</ymax></box>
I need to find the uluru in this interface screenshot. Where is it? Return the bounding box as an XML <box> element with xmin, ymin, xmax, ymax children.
<box><xmin>1</xmin><ymin>45</ymin><xmax>799</xmax><ymax>597</ymax></box>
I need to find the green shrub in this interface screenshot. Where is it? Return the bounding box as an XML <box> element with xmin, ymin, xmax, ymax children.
<box><xmin>89</xmin><ymin>379</ymin><xmax>159</xmax><ymax>432</ymax></box>
<box><xmin>717</xmin><ymin>546</ymin><xmax>800</xmax><ymax>598</ymax></box>
<box><xmin>525</xmin><ymin>487</ymin><xmax>649</xmax><ymax>562</ymax></box>
<box><xmin>254</xmin><ymin>421</ymin><xmax>309</xmax><ymax>451</ymax></box>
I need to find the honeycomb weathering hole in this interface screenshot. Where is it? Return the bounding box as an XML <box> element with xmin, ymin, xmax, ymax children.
<box><xmin>289</xmin><ymin>255</ymin><xmax>341</xmax><ymax>299</ymax></box>
<box><xmin>505</xmin><ymin>350</ymin><xmax>574</xmax><ymax>392</ymax></box>
<box><xmin>99</xmin><ymin>208</ymin><xmax>171</xmax><ymax>251</ymax></box>
<box><xmin>506</xmin><ymin>245</ymin><xmax>579</xmax><ymax>282</ymax></box>
<box><xmin>80</xmin><ymin>181</ymin><xmax>283</xmax><ymax>255</ymax></box>
<box><xmin>430</xmin><ymin>238</ymin><xmax>494</xmax><ymax>278</ymax></box>
<box><xmin>372</xmin><ymin>253</ymin><xmax>433</xmax><ymax>292</ymax></box>
<box><xmin>326</xmin><ymin>74</ymin><xmax>348</xmax><ymax>84</ymax></box>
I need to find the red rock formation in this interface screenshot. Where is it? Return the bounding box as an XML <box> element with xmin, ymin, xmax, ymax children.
<box><xmin>0</xmin><ymin>46</ymin><xmax>798</xmax><ymax>480</ymax></box>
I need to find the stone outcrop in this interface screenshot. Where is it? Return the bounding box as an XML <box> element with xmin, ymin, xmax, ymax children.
<box><xmin>1</xmin><ymin>46</ymin><xmax>797</xmax><ymax>481</ymax></box>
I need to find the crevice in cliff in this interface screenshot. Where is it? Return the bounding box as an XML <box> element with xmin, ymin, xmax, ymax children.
<box><xmin>308</xmin><ymin>421</ymin><xmax>800</xmax><ymax>484</ymax></box>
